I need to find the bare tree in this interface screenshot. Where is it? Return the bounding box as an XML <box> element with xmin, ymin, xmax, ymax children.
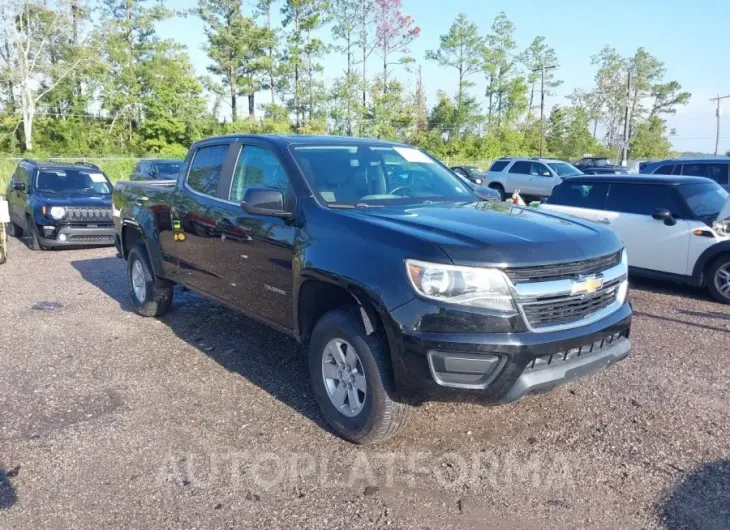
<box><xmin>0</xmin><ymin>0</ymin><xmax>92</xmax><ymax>151</ymax></box>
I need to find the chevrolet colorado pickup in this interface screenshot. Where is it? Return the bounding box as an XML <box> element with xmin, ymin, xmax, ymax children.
<box><xmin>112</xmin><ymin>135</ymin><xmax>632</xmax><ymax>445</ymax></box>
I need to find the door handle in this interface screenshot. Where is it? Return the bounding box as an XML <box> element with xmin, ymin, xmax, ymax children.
<box><xmin>600</xmin><ymin>218</ymin><xmax>612</xmax><ymax>225</ymax></box>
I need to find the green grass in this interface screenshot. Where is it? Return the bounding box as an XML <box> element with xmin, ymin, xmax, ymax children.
<box><xmin>1</xmin><ymin>158</ymin><xmax>139</xmax><ymax>195</ymax></box>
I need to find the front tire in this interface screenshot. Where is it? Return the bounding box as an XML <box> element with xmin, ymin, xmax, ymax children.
<box><xmin>7</xmin><ymin>221</ymin><xmax>23</xmax><ymax>238</ymax></box>
<box><xmin>127</xmin><ymin>244</ymin><xmax>173</xmax><ymax>317</ymax></box>
<box><xmin>707</xmin><ymin>254</ymin><xmax>730</xmax><ymax>304</ymax></box>
<box><xmin>489</xmin><ymin>183</ymin><xmax>505</xmax><ymax>201</ymax></box>
<box><xmin>308</xmin><ymin>307</ymin><xmax>411</xmax><ymax>445</ymax></box>
<box><xmin>26</xmin><ymin>217</ymin><xmax>44</xmax><ymax>251</ymax></box>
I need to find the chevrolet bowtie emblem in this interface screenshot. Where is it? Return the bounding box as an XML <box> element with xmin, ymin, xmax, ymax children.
<box><xmin>571</xmin><ymin>275</ymin><xmax>604</xmax><ymax>296</ymax></box>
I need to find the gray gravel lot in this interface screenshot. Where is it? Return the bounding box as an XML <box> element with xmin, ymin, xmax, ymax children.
<box><xmin>1</xmin><ymin>236</ymin><xmax>729</xmax><ymax>529</ymax></box>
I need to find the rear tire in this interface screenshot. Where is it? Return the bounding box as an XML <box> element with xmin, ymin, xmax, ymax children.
<box><xmin>308</xmin><ymin>307</ymin><xmax>411</xmax><ymax>445</ymax></box>
<box><xmin>127</xmin><ymin>244</ymin><xmax>173</xmax><ymax>317</ymax></box>
<box><xmin>707</xmin><ymin>254</ymin><xmax>730</xmax><ymax>304</ymax></box>
<box><xmin>489</xmin><ymin>183</ymin><xmax>505</xmax><ymax>201</ymax></box>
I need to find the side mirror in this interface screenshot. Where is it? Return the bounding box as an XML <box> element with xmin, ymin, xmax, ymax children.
<box><xmin>13</xmin><ymin>182</ymin><xmax>25</xmax><ymax>191</ymax></box>
<box><xmin>241</xmin><ymin>186</ymin><xmax>292</xmax><ymax>219</ymax></box>
<box><xmin>147</xmin><ymin>170</ymin><xmax>158</xmax><ymax>178</ymax></box>
<box><xmin>541</xmin><ymin>171</ymin><xmax>552</xmax><ymax>177</ymax></box>
<box><xmin>652</xmin><ymin>208</ymin><xmax>676</xmax><ymax>226</ymax></box>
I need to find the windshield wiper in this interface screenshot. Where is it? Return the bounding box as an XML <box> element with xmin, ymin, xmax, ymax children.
<box><xmin>327</xmin><ymin>203</ymin><xmax>384</xmax><ymax>209</ymax></box>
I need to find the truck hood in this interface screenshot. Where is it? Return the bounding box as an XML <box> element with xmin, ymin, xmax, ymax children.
<box><xmin>343</xmin><ymin>201</ymin><xmax>623</xmax><ymax>267</ymax></box>
<box><xmin>33</xmin><ymin>191</ymin><xmax>112</xmax><ymax>207</ymax></box>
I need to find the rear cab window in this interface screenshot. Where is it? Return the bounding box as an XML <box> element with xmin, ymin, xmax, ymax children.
<box><xmin>652</xmin><ymin>164</ymin><xmax>675</xmax><ymax>175</ymax></box>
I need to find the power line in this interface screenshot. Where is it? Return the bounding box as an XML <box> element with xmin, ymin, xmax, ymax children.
<box><xmin>710</xmin><ymin>94</ymin><xmax>730</xmax><ymax>155</ymax></box>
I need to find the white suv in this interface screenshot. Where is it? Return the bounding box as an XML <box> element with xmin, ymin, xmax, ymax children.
<box><xmin>486</xmin><ymin>158</ymin><xmax>582</xmax><ymax>200</ymax></box>
<box><xmin>541</xmin><ymin>174</ymin><xmax>730</xmax><ymax>304</ymax></box>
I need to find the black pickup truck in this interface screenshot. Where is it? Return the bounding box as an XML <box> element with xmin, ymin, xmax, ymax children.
<box><xmin>113</xmin><ymin>135</ymin><xmax>632</xmax><ymax>444</ymax></box>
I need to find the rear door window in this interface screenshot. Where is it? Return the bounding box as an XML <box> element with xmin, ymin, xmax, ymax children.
<box><xmin>187</xmin><ymin>144</ymin><xmax>230</xmax><ymax>197</ymax></box>
<box><xmin>549</xmin><ymin>182</ymin><xmax>609</xmax><ymax>209</ymax></box>
<box><xmin>605</xmin><ymin>184</ymin><xmax>681</xmax><ymax>216</ymax></box>
<box><xmin>508</xmin><ymin>161</ymin><xmax>531</xmax><ymax>174</ymax></box>
<box><xmin>489</xmin><ymin>160</ymin><xmax>509</xmax><ymax>172</ymax></box>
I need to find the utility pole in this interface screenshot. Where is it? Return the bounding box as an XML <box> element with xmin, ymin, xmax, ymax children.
<box><xmin>621</xmin><ymin>70</ymin><xmax>632</xmax><ymax>166</ymax></box>
<box><xmin>710</xmin><ymin>94</ymin><xmax>730</xmax><ymax>156</ymax></box>
<box><xmin>533</xmin><ymin>65</ymin><xmax>557</xmax><ymax>157</ymax></box>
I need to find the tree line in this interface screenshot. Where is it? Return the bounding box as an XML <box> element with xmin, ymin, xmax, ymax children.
<box><xmin>0</xmin><ymin>0</ymin><xmax>691</xmax><ymax>162</ymax></box>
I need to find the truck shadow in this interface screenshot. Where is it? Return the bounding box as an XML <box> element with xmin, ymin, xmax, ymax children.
<box><xmin>660</xmin><ymin>459</ymin><xmax>730</xmax><ymax>529</ymax></box>
<box><xmin>0</xmin><ymin>467</ymin><xmax>17</xmax><ymax>509</ymax></box>
<box><xmin>71</xmin><ymin>257</ymin><xmax>330</xmax><ymax>434</ymax></box>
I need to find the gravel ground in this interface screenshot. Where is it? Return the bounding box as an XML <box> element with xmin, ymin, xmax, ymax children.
<box><xmin>1</xmin><ymin>236</ymin><xmax>729</xmax><ymax>529</ymax></box>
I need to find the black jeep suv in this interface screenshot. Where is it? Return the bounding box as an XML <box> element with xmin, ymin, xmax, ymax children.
<box><xmin>5</xmin><ymin>160</ymin><xmax>115</xmax><ymax>249</ymax></box>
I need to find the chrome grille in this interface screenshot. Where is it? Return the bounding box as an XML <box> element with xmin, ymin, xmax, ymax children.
<box><xmin>519</xmin><ymin>279</ymin><xmax>621</xmax><ymax>329</ymax></box>
<box><xmin>66</xmin><ymin>207</ymin><xmax>113</xmax><ymax>226</ymax></box>
<box><xmin>505</xmin><ymin>252</ymin><xmax>621</xmax><ymax>283</ymax></box>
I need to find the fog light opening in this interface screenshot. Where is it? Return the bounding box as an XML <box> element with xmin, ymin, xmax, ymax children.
<box><xmin>58</xmin><ymin>233</ymin><xmax>68</xmax><ymax>242</ymax></box>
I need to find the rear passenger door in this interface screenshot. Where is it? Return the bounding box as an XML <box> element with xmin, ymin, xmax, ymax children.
<box><xmin>211</xmin><ymin>142</ymin><xmax>297</xmax><ymax>329</ymax></box>
<box><xmin>168</xmin><ymin>142</ymin><xmax>237</xmax><ymax>294</ymax></box>
<box><xmin>506</xmin><ymin>161</ymin><xmax>533</xmax><ymax>194</ymax></box>
<box><xmin>604</xmin><ymin>184</ymin><xmax>691</xmax><ymax>275</ymax></box>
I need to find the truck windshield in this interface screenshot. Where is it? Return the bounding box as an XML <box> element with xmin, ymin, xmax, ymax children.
<box><xmin>291</xmin><ymin>144</ymin><xmax>474</xmax><ymax>205</ymax></box>
<box><xmin>679</xmin><ymin>182</ymin><xmax>728</xmax><ymax>220</ymax></box>
<box><xmin>548</xmin><ymin>162</ymin><xmax>582</xmax><ymax>177</ymax></box>
<box><xmin>36</xmin><ymin>169</ymin><xmax>112</xmax><ymax>195</ymax></box>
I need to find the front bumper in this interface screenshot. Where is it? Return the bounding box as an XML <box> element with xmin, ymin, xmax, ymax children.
<box><xmin>386</xmin><ymin>299</ymin><xmax>632</xmax><ymax>404</ymax></box>
<box><xmin>38</xmin><ymin>225</ymin><xmax>116</xmax><ymax>247</ymax></box>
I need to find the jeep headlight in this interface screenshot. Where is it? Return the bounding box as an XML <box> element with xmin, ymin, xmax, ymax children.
<box><xmin>405</xmin><ymin>259</ymin><xmax>516</xmax><ymax>312</ymax></box>
<box><xmin>49</xmin><ymin>206</ymin><xmax>66</xmax><ymax>219</ymax></box>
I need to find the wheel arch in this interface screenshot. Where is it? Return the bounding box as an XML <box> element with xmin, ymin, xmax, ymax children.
<box><xmin>692</xmin><ymin>241</ymin><xmax>730</xmax><ymax>285</ymax></box>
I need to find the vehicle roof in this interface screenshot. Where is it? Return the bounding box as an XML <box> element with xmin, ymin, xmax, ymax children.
<box><xmin>497</xmin><ymin>157</ymin><xmax>569</xmax><ymax>164</ymax></box>
<box><xmin>562</xmin><ymin>174</ymin><xmax>714</xmax><ymax>186</ymax></box>
<box><xmin>644</xmin><ymin>157</ymin><xmax>730</xmax><ymax>165</ymax></box>
<box><xmin>141</xmin><ymin>158</ymin><xmax>183</xmax><ymax>163</ymax></box>
<box><xmin>192</xmin><ymin>134</ymin><xmax>409</xmax><ymax>148</ymax></box>
<box><xmin>22</xmin><ymin>159</ymin><xmax>102</xmax><ymax>171</ymax></box>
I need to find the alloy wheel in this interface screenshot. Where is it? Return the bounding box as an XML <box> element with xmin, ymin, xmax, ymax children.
<box><xmin>321</xmin><ymin>338</ymin><xmax>367</xmax><ymax>417</ymax></box>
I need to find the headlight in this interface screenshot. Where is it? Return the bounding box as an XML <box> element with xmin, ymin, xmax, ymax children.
<box><xmin>49</xmin><ymin>206</ymin><xmax>66</xmax><ymax>219</ymax></box>
<box><xmin>405</xmin><ymin>259</ymin><xmax>516</xmax><ymax>312</ymax></box>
